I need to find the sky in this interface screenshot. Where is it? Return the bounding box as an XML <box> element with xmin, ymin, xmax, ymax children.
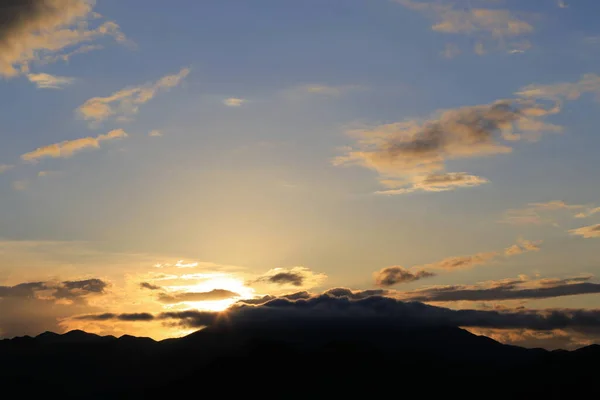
<box><xmin>1</xmin><ymin>0</ymin><xmax>600</xmax><ymax>349</ymax></box>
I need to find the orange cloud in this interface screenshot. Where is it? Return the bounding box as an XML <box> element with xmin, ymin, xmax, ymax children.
<box><xmin>21</xmin><ymin>129</ymin><xmax>127</xmax><ymax>162</ymax></box>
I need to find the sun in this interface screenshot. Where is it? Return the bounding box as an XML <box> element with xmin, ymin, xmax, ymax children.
<box><xmin>172</xmin><ymin>275</ymin><xmax>255</xmax><ymax>312</ymax></box>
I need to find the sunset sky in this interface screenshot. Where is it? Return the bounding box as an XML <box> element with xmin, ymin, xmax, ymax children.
<box><xmin>1</xmin><ymin>0</ymin><xmax>600</xmax><ymax>349</ymax></box>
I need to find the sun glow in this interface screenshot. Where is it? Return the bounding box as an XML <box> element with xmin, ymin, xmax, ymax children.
<box><xmin>168</xmin><ymin>275</ymin><xmax>255</xmax><ymax>312</ymax></box>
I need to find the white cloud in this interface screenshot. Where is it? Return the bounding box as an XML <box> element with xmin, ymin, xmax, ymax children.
<box><xmin>77</xmin><ymin>68</ymin><xmax>190</xmax><ymax>125</ymax></box>
<box><xmin>27</xmin><ymin>73</ymin><xmax>75</xmax><ymax>89</ymax></box>
<box><xmin>148</xmin><ymin>130</ymin><xmax>163</xmax><ymax>137</ymax></box>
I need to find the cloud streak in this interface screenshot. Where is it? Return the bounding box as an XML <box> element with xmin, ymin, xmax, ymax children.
<box><xmin>21</xmin><ymin>129</ymin><xmax>127</xmax><ymax>162</ymax></box>
<box><xmin>401</xmin><ymin>276</ymin><xmax>599</xmax><ymax>303</ymax></box>
<box><xmin>77</xmin><ymin>68</ymin><xmax>190</xmax><ymax>124</ymax></box>
<box><xmin>27</xmin><ymin>73</ymin><xmax>75</xmax><ymax>89</ymax></box>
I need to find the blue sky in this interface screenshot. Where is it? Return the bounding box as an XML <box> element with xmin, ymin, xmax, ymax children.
<box><xmin>1</xmin><ymin>0</ymin><xmax>600</xmax><ymax>347</ymax></box>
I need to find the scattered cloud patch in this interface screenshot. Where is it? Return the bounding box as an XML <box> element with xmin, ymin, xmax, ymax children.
<box><xmin>77</xmin><ymin>67</ymin><xmax>190</xmax><ymax>125</ymax></box>
<box><xmin>334</xmin><ymin>99</ymin><xmax>560</xmax><ymax>194</ymax></box>
<box><xmin>396</xmin><ymin>0</ymin><xmax>534</xmax><ymax>55</ymax></box>
<box><xmin>148</xmin><ymin>130</ymin><xmax>162</xmax><ymax>137</ymax></box>
<box><xmin>21</xmin><ymin>129</ymin><xmax>127</xmax><ymax>162</ymax></box>
<box><xmin>504</xmin><ymin>238</ymin><xmax>542</xmax><ymax>256</ymax></box>
<box><xmin>0</xmin><ymin>165</ymin><xmax>13</xmax><ymax>174</ymax></box>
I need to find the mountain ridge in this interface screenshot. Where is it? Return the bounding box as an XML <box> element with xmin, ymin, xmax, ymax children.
<box><xmin>0</xmin><ymin>324</ymin><xmax>597</xmax><ymax>398</ymax></box>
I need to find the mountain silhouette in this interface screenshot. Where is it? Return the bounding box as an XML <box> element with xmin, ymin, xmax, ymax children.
<box><xmin>0</xmin><ymin>320</ymin><xmax>597</xmax><ymax>399</ymax></box>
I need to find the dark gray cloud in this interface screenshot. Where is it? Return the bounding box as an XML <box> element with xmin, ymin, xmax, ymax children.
<box><xmin>0</xmin><ymin>282</ymin><xmax>47</xmax><ymax>298</ymax></box>
<box><xmin>0</xmin><ymin>279</ymin><xmax>107</xmax><ymax>301</ymax></box>
<box><xmin>54</xmin><ymin>279</ymin><xmax>107</xmax><ymax>300</ymax></box>
<box><xmin>157</xmin><ymin>289</ymin><xmax>240</xmax><ymax>304</ymax></box>
<box><xmin>237</xmin><ymin>291</ymin><xmax>312</xmax><ymax>305</ymax></box>
<box><xmin>374</xmin><ymin>267</ymin><xmax>436</xmax><ymax>287</ymax></box>
<box><xmin>323</xmin><ymin>288</ymin><xmax>390</xmax><ymax>299</ymax></box>
<box><xmin>140</xmin><ymin>282</ymin><xmax>162</xmax><ymax>291</ymax></box>
<box><xmin>254</xmin><ymin>272</ymin><xmax>305</xmax><ymax>287</ymax></box>
<box><xmin>73</xmin><ymin>289</ymin><xmax>600</xmax><ymax>334</ymax></box>
<box><xmin>75</xmin><ymin>312</ymin><xmax>154</xmax><ymax>322</ymax></box>
<box><xmin>265</xmin><ymin>272</ymin><xmax>304</xmax><ymax>286</ymax></box>
<box><xmin>403</xmin><ymin>279</ymin><xmax>600</xmax><ymax>302</ymax></box>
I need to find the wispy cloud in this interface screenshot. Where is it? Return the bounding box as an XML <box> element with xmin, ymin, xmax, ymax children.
<box><xmin>516</xmin><ymin>74</ymin><xmax>600</xmax><ymax>103</ymax></box>
<box><xmin>148</xmin><ymin>130</ymin><xmax>163</xmax><ymax>137</ymax></box>
<box><xmin>21</xmin><ymin>129</ymin><xmax>127</xmax><ymax>162</ymax></box>
<box><xmin>569</xmin><ymin>224</ymin><xmax>600</xmax><ymax>239</ymax></box>
<box><xmin>40</xmin><ymin>44</ymin><xmax>104</xmax><ymax>65</ymax></box>
<box><xmin>504</xmin><ymin>238</ymin><xmax>542</xmax><ymax>256</ymax></box>
<box><xmin>223</xmin><ymin>97</ymin><xmax>246</xmax><ymax>107</ymax></box>
<box><xmin>0</xmin><ymin>0</ymin><xmax>126</xmax><ymax>77</ymax></box>
<box><xmin>401</xmin><ymin>275</ymin><xmax>598</xmax><ymax>303</ymax></box>
<box><xmin>575</xmin><ymin>207</ymin><xmax>600</xmax><ymax>219</ymax></box>
<box><xmin>373</xmin><ymin>239</ymin><xmax>541</xmax><ymax>287</ymax></box>
<box><xmin>0</xmin><ymin>165</ymin><xmax>13</xmax><ymax>174</ymax></box>
<box><xmin>396</xmin><ymin>0</ymin><xmax>534</xmax><ymax>55</ymax></box>
<box><xmin>77</xmin><ymin>67</ymin><xmax>190</xmax><ymax>125</ymax></box>
<box><xmin>557</xmin><ymin>0</ymin><xmax>569</xmax><ymax>9</ymax></box>
<box><xmin>334</xmin><ymin>99</ymin><xmax>560</xmax><ymax>194</ymax></box>
<box><xmin>500</xmin><ymin>200</ymin><xmax>587</xmax><ymax>225</ymax></box>
<box><xmin>376</xmin><ymin>173</ymin><xmax>489</xmax><ymax>195</ymax></box>
<box><xmin>27</xmin><ymin>73</ymin><xmax>75</xmax><ymax>89</ymax></box>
